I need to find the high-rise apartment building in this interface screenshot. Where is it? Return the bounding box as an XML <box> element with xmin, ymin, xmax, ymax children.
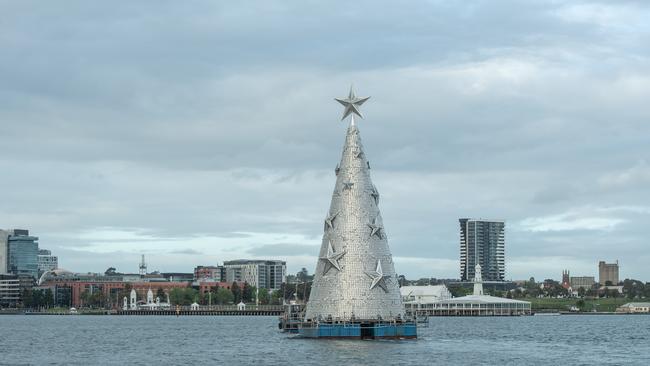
<box><xmin>599</xmin><ymin>260</ymin><xmax>619</xmax><ymax>285</ymax></box>
<box><xmin>7</xmin><ymin>229</ymin><xmax>39</xmax><ymax>279</ymax></box>
<box><xmin>223</xmin><ymin>260</ymin><xmax>286</xmax><ymax>290</ymax></box>
<box><xmin>0</xmin><ymin>230</ymin><xmax>8</xmax><ymax>274</ymax></box>
<box><xmin>37</xmin><ymin>249</ymin><xmax>58</xmax><ymax>277</ymax></box>
<box><xmin>459</xmin><ymin>219</ymin><xmax>505</xmax><ymax>282</ymax></box>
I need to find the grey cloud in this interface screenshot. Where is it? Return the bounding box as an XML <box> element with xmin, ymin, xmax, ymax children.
<box><xmin>169</xmin><ymin>249</ymin><xmax>203</xmax><ymax>255</ymax></box>
<box><xmin>247</xmin><ymin>244</ymin><xmax>320</xmax><ymax>257</ymax></box>
<box><xmin>1</xmin><ymin>1</ymin><xmax>650</xmax><ymax>280</ymax></box>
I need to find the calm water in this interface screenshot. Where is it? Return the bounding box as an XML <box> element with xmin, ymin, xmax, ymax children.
<box><xmin>1</xmin><ymin>315</ymin><xmax>649</xmax><ymax>365</ymax></box>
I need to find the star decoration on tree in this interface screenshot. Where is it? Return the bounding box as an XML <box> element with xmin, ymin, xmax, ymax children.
<box><xmin>370</xmin><ymin>186</ymin><xmax>380</xmax><ymax>205</ymax></box>
<box><xmin>366</xmin><ymin>259</ymin><xmax>390</xmax><ymax>292</ymax></box>
<box><xmin>368</xmin><ymin>217</ymin><xmax>383</xmax><ymax>239</ymax></box>
<box><xmin>320</xmin><ymin>240</ymin><xmax>346</xmax><ymax>275</ymax></box>
<box><xmin>342</xmin><ymin>182</ymin><xmax>354</xmax><ymax>190</ymax></box>
<box><xmin>324</xmin><ymin>211</ymin><xmax>339</xmax><ymax>230</ymax></box>
<box><xmin>335</xmin><ymin>85</ymin><xmax>370</xmax><ymax>121</ymax></box>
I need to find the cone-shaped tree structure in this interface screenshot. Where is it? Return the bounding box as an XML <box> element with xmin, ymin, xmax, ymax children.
<box><xmin>305</xmin><ymin>89</ymin><xmax>404</xmax><ymax>321</ymax></box>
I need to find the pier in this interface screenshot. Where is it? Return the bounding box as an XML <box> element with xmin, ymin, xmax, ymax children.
<box><xmin>116</xmin><ymin>307</ymin><xmax>283</xmax><ymax>316</ymax></box>
<box><xmin>18</xmin><ymin>305</ymin><xmax>285</xmax><ymax>316</ymax></box>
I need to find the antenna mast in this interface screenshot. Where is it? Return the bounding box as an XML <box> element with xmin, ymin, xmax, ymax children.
<box><xmin>139</xmin><ymin>254</ymin><xmax>147</xmax><ymax>276</ymax></box>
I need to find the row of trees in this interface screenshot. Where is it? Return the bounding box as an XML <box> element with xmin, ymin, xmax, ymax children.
<box><xmin>20</xmin><ymin>282</ymin><xmax>276</xmax><ymax>309</ymax></box>
<box><xmin>80</xmin><ymin>289</ymin><xmax>108</xmax><ymax>308</ymax></box>
<box><xmin>621</xmin><ymin>279</ymin><xmax>650</xmax><ymax>299</ymax></box>
<box><xmin>21</xmin><ymin>280</ymin><xmax>318</xmax><ymax>309</ymax></box>
<box><xmin>22</xmin><ymin>288</ymin><xmax>74</xmax><ymax>309</ymax></box>
<box><xmin>167</xmin><ymin>282</ymin><xmax>294</xmax><ymax>306</ymax></box>
<box><xmin>173</xmin><ymin>282</ymin><xmax>314</xmax><ymax>306</ymax></box>
<box><xmin>507</xmin><ymin>278</ymin><xmax>650</xmax><ymax>299</ymax></box>
<box><xmin>419</xmin><ymin>277</ymin><xmax>650</xmax><ymax>300</ymax></box>
<box><xmin>22</xmin><ymin>289</ymin><xmax>55</xmax><ymax>308</ymax></box>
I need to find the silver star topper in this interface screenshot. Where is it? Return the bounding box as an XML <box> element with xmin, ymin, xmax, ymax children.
<box><xmin>335</xmin><ymin>85</ymin><xmax>370</xmax><ymax>125</ymax></box>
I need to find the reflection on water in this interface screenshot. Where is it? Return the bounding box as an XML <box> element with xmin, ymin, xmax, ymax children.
<box><xmin>1</xmin><ymin>315</ymin><xmax>649</xmax><ymax>365</ymax></box>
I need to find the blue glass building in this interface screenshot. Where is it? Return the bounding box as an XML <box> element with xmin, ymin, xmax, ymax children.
<box><xmin>8</xmin><ymin>229</ymin><xmax>39</xmax><ymax>279</ymax></box>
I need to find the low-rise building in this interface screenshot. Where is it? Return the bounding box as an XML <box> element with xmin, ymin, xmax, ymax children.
<box><xmin>401</xmin><ymin>285</ymin><xmax>452</xmax><ymax>316</ymax></box>
<box><xmin>0</xmin><ymin>274</ymin><xmax>20</xmax><ymax>307</ymax></box>
<box><xmin>616</xmin><ymin>302</ymin><xmax>650</xmax><ymax>314</ymax></box>
<box><xmin>161</xmin><ymin>272</ymin><xmax>194</xmax><ymax>282</ymax></box>
<box><xmin>38</xmin><ymin>269</ymin><xmax>190</xmax><ymax>308</ymax></box>
<box><xmin>224</xmin><ymin>260</ymin><xmax>286</xmax><ymax>290</ymax></box>
<box><xmin>432</xmin><ymin>265</ymin><xmax>531</xmax><ymax>316</ymax></box>
<box><xmin>194</xmin><ymin>265</ymin><xmax>225</xmax><ymax>282</ymax></box>
<box><xmin>403</xmin><ymin>265</ymin><xmax>531</xmax><ymax>316</ymax></box>
<box><xmin>599</xmin><ymin>285</ymin><xmax>623</xmax><ymax>295</ymax></box>
<box><xmin>432</xmin><ymin>294</ymin><xmax>531</xmax><ymax>316</ymax></box>
<box><xmin>570</xmin><ymin>276</ymin><xmax>595</xmax><ymax>290</ymax></box>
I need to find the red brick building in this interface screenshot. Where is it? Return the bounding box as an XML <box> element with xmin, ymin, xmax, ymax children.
<box><xmin>38</xmin><ymin>270</ymin><xmax>192</xmax><ymax>308</ymax></box>
<box><xmin>40</xmin><ymin>280</ymin><xmax>190</xmax><ymax>308</ymax></box>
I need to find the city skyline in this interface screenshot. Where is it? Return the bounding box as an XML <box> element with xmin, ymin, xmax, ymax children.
<box><xmin>0</xmin><ymin>229</ymin><xmax>631</xmax><ymax>284</ymax></box>
<box><xmin>2</xmin><ymin>1</ymin><xmax>650</xmax><ymax>280</ymax></box>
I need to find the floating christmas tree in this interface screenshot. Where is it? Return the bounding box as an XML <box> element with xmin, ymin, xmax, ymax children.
<box><xmin>304</xmin><ymin>86</ymin><xmax>404</xmax><ymax>321</ymax></box>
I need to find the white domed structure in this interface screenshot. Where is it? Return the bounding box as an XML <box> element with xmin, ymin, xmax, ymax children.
<box><xmin>37</xmin><ymin>268</ymin><xmax>73</xmax><ymax>285</ymax></box>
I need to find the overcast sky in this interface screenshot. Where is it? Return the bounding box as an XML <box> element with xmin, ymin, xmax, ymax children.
<box><xmin>1</xmin><ymin>0</ymin><xmax>649</xmax><ymax>281</ymax></box>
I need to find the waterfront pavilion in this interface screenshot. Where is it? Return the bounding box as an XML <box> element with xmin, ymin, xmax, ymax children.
<box><xmin>428</xmin><ymin>264</ymin><xmax>531</xmax><ymax>316</ymax></box>
<box><xmin>401</xmin><ymin>285</ymin><xmax>452</xmax><ymax>316</ymax></box>
<box><xmin>431</xmin><ymin>294</ymin><xmax>531</xmax><ymax>316</ymax></box>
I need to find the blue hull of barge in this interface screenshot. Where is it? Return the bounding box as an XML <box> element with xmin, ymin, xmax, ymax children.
<box><xmin>299</xmin><ymin>323</ymin><xmax>417</xmax><ymax>339</ymax></box>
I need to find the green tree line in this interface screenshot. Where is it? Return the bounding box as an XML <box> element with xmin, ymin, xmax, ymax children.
<box><xmin>168</xmin><ymin>282</ymin><xmax>291</xmax><ymax>306</ymax></box>
<box><xmin>21</xmin><ymin>281</ymin><xmax>313</xmax><ymax>308</ymax></box>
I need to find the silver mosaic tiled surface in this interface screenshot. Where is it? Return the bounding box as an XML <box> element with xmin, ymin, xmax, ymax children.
<box><xmin>304</xmin><ymin>125</ymin><xmax>404</xmax><ymax>321</ymax></box>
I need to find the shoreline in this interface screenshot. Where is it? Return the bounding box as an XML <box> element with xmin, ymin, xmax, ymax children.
<box><xmin>1</xmin><ymin>309</ymin><xmax>283</xmax><ymax>316</ymax></box>
<box><xmin>3</xmin><ymin>310</ymin><xmax>648</xmax><ymax>316</ymax></box>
